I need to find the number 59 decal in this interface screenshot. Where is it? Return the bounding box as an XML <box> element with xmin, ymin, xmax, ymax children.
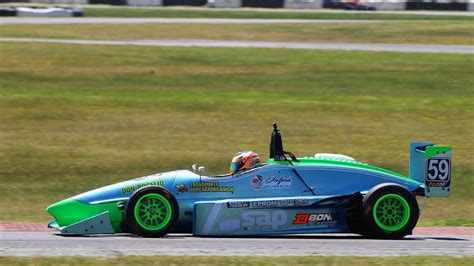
<box><xmin>426</xmin><ymin>158</ymin><xmax>451</xmax><ymax>187</ymax></box>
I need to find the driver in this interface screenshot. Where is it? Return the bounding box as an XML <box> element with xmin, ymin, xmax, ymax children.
<box><xmin>230</xmin><ymin>150</ymin><xmax>261</xmax><ymax>175</ymax></box>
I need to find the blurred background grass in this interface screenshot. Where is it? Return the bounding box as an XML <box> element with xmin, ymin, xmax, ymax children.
<box><xmin>83</xmin><ymin>6</ymin><xmax>474</xmax><ymax>21</ymax></box>
<box><xmin>2</xmin><ymin>255</ymin><xmax>473</xmax><ymax>265</ymax></box>
<box><xmin>0</xmin><ymin>39</ymin><xmax>472</xmax><ymax>225</ymax></box>
<box><xmin>1</xmin><ymin>21</ymin><xmax>473</xmax><ymax>45</ymax></box>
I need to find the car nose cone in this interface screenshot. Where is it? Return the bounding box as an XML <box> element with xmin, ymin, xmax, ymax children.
<box><xmin>46</xmin><ymin>197</ymin><xmax>121</xmax><ymax>230</ymax></box>
<box><xmin>46</xmin><ymin>198</ymin><xmax>79</xmax><ymax>226</ymax></box>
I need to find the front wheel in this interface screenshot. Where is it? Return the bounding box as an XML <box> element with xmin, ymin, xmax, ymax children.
<box><xmin>361</xmin><ymin>183</ymin><xmax>419</xmax><ymax>239</ymax></box>
<box><xmin>125</xmin><ymin>186</ymin><xmax>179</xmax><ymax>237</ymax></box>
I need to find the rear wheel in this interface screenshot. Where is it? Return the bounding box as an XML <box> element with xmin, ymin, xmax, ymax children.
<box><xmin>125</xmin><ymin>186</ymin><xmax>179</xmax><ymax>237</ymax></box>
<box><xmin>361</xmin><ymin>183</ymin><xmax>419</xmax><ymax>239</ymax></box>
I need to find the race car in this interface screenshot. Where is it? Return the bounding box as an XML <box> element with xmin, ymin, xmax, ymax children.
<box><xmin>323</xmin><ymin>0</ymin><xmax>376</xmax><ymax>11</ymax></box>
<box><xmin>47</xmin><ymin>124</ymin><xmax>452</xmax><ymax>239</ymax></box>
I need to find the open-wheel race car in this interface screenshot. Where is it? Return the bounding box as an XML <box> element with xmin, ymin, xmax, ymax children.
<box><xmin>47</xmin><ymin>124</ymin><xmax>452</xmax><ymax>239</ymax></box>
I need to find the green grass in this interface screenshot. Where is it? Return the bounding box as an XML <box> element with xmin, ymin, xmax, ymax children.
<box><xmin>1</xmin><ymin>256</ymin><xmax>473</xmax><ymax>265</ymax></box>
<box><xmin>0</xmin><ymin>43</ymin><xmax>473</xmax><ymax>226</ymax></box>
<box><xmin>84</xmin><ymin>6</ymin><xmax>474</xmax><ymax>21</ymax></box>
<box><xmin>2</xmin><ymin>21</ymin><xmax>473</xmax><ymax>45</ymax></box>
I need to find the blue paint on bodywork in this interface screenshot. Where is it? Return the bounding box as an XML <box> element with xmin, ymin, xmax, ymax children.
<box><xmin>193</xmin><ymin>197</ymin><xmax>349</xmax><ymax>236</ymax></box>
<box><xmin>73</xmin><ymin>164</ymin><xmax>419</xmax><ymax>205</ymax></box>
<box><xmin>296</xmin><ymin>165</ymin><xmax>420</xmax><ymax>196</ymax></box>
<box><xmin>66</xmin><ymin>161</ymin><xmax>422</xmax><ymax>234</ymax></box>
<box><xmin>72</xmin><ymin>171</ymin><xmax>178</xmax><ymax>204</ymax></box>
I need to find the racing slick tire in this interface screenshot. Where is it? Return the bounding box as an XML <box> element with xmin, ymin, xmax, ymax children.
<box><xmin>361</xmin><ymin>183</ymin><xmax>419</xmax><ymax>239</ymax></box>
<box><xmin>125</xmin><ymin>186</ymin><xmax>179</xmax><ymax>238</ymax></box>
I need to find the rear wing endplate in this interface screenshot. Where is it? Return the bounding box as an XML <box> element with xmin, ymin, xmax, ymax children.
<box><xmin>410</xmin><ymin>142</ymin><xmax>452</xmax><ymax>197</ymax></box>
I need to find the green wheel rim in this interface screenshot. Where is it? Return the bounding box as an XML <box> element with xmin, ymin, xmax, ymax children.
<box><xmin>134</xmin><ymin>193</ymin><xmax>172</xmax><ymax>231</ymax></box>
<box><xmin>373</xmin><ymin>194</ymin><xmax>410</xmax><ymax>232</ymax></box>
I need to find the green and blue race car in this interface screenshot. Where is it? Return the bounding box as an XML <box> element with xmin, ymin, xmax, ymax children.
<box><xmin>47</xmin><ymin>124</ymin><xmax>452</xmax><ymax>239</ymax></box>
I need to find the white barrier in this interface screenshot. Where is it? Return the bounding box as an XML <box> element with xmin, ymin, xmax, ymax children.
<box><xmin>359</xmin><ymin>0</ymin><xmax>406</xmax><ymax>11</ymax></box>
<box><xmin>127</xmin><ymin>0</ymin><xmax>163</xmax><ymax>6</ymax></box>
<box><xmin>208</xmin><ymin>0</ymin><xmax>242</xmax><ymax>8</ymax></box>
<box><xmin>285</xmin><ymin>0</ymin><xmax>324</xmax><ymax>9</ymax></box>
<box><xmin>32</xmin><ymin>0</ymin><xmax>89</xmax><ymax>4</ymax></box>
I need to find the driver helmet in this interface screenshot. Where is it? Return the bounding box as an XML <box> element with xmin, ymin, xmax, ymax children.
<box><xmin>230</xmin><ymin>150</ymin><xmax>261</xmax><ymax>174</ymax></box>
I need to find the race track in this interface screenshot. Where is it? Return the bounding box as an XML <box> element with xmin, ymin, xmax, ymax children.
<box><xmin>1</xmin><ymin>38</ymin><xmax>473</xmax><ymax>54</ymax></box>
<box><xmin>1</xmin><ymin>232</ymin><xmax>473</xmax><ymax>257</ymax></box>
<box><xmin>0</xmin><ymin>18</ymin><xmax>389</xmax><ymax>24</ymax></box>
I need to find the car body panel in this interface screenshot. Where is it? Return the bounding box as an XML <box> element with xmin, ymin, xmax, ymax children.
<box><xmin>47</xmin><ymin>156</ymin><xmax>423</xmax><ymax>235</ymax></box>
<box><xmin>193</xmin><ymin>197</ymin><xmax>348</xmax><ymax>236</ymax></box>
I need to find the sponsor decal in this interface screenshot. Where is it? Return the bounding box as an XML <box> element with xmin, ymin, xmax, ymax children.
<box><xmin>265</xmin><ymin>176</ymin><xmax>292</xmax><ymax>189</ymax></box>
<box><xmin>227</xmin><ymin>202</ymin><xmax>249</xmax><ymax>208</ymax></box>
<box><xmin>177</xmin><ymin>182</ymin><xmax>234</xmax><ymax>193</ymax></box>
<box><xmin>176</xmin><ymin>184</ymin><xmax>188</xmax><ymax>193</ymax></box>
<box><xmin>242</xmin><ymin>210</ymin><xmax>287</xmax><ymax>230</ymax></box>
<box><xmin>250</xmin><ymin>200</ymin><xmax>279</xmax><ymax>208</ymax></box>
<box><xmin>226</xmin><ymin>198</ymin><xmax>309</xmax><ymax>209</ymax></box>
<box><xmin>292</xmin><ymin>213</ymin><xmax>338</xmax><ymax>226</ymax></box>
<box><xmin>219</xmin><ymin>210</ymin><xmax>287</xmax><ymax>231</ymax></box>
<box><xmin>250</xmin><ymin>175</ymin><xmax>292</xmax><ymax>190</ymax></box>
<box><xmin>250</xmin><ymin>175</ymin><xmax>263</xmax><ymax>190</ymax></box>
<box><xmin>427</xmin><ymin>182</ymin><xmax>449</xmax><ymax>188</ymax></box>
<box><xmin>280</xmin><ymin>198</ymin><xmax>309</xmax><ymax>206</ymax></box>
<box><xmin>121</xmin><ymin>180</ymin><xmax>164</xmax><ymax>194</ymax></box>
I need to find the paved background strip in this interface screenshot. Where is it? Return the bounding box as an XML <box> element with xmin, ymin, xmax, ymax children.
<box><xmin>1</xmin><ymin>222</ymin><xmax>472</xmax><ymax>234</ymax></box>
<box><xmin>1</xmin><ymin>38</ymin><xmax>473</xmax><ymax>54</ymax></box>
<box><xmin>0</xmin><ymin>231</ymin><xmax>472</xmax><ymax>257</ymax></box>
<box><xmin>0</xmin><ymin>18</ymin><xmax>391</xmax><ymax>24</ymax></box>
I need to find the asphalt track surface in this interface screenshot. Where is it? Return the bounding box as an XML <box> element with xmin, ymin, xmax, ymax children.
<box><xmin>0</xmin><ymin>11</ymin><xmax>472</xmax><ymax>24</ymax></box>
<box><xmin>0</xmin><ymin>18</ymin><xmax>392</xmax><ymax>24</ymax></box>
<box><xmin>1</xmin><ymin>232</ymin><xmax>473</xmax><ymax>257</ymax></box>
<box><xmin>1</xmin><ymin>38</ymin><xmax>473</xmax><ymax>54</ymax></box>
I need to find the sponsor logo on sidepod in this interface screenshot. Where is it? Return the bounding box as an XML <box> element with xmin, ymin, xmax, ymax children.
<box><xmin>242</xmin><ymin>210</ymin><xmax>287</xmax><ymax>230</ymax></box>
<box><xmin>265</xmin><ymin>175</ymin><xmax>292</xmax><ymax>189</ymax></box>
<box><xmin>251</xmin><ymin>175</ymin><xmax>292</xmax><ymax>190</ymax></box>
<box><xmin>292</xmin><ymin>213</ymin><xmax>337</xmax><ymax>225</ymax></box>
<box><xmin>251</xmin><ymin>175</ymin><xmax>263</xmax><ymax>190</ymax></box>
<box><xmin>219</xmin><ymin>210</ymin><xmax>287</xmax><ymax>231</ymax></box>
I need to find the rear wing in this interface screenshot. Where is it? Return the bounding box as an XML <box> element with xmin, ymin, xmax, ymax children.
<box><xmin>409</xmin><ymin>142</ymin><xmax>452</xmax><ymax>197</ymax></box>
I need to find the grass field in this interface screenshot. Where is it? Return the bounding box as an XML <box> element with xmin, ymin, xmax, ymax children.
<box><xmin>2</xmin><ymin>21</ymin><xmax>473</xmax><ymax>45</ymax></box>
<box><xmin>0</xmin><ymin>42</ymin><xmax>472</xmax><ymax>225</ymax></box>
<box><xmin>1</xmin><ymin>256</ymin><xmax>473</xmax><ymax>265</ymax></box>
<box><xmin>83</xmin><ymin>6</ymin><xmax>474</xmax><ymax>21</ymax></box>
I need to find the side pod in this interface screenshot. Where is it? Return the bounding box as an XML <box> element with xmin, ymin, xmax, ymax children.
<box><xmin>192</xmin><ymin>196</ymin><xmax>354</xmax><ymax>236</ymax></box>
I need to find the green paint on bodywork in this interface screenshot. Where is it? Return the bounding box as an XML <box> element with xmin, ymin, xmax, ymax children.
<box><xmin>46</xmin><ymin>199</ymin><xmax>122</xmax><ymax>232</ymax></box>
<box><xmin>268</xmin><ymin>157</ymin><xmax>422</xmax><ymax>186</ymax></box>
<box><xmin>426</xmin><ymin>146</ymin><xmax>452</xmax><ymax>158</ymax></box>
